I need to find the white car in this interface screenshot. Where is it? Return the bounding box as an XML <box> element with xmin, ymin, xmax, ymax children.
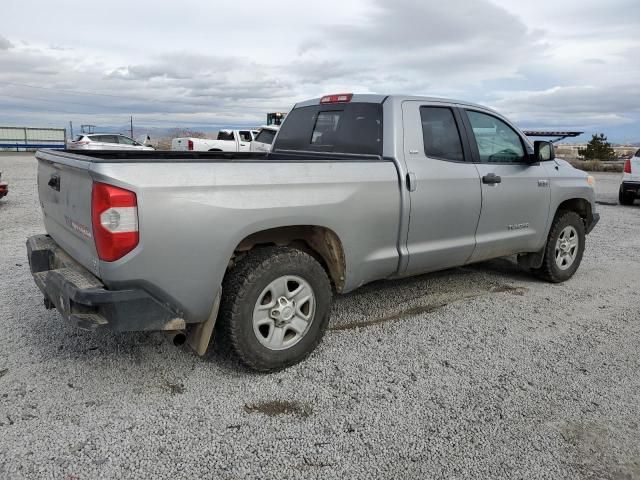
<box><xmin>171</xmin><ymin>129</ymin><xmax>258</xmax><ymax>152</ymax></box>
<box><xmin>68</xmin><ymin>134</ymin><xmax>154</xmax><ymax>151</ymax></box>
<box><xmin>250</xmin><ymin>126</ymin><xmax>279</xmax><ymax>153</ymax></box>
<box><xmin>620</xmin><ymin>149</ymin><xmax>640</xmax><ymax>205</ymax></box>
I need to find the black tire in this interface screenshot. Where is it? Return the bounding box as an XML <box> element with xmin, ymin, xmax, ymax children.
<box><xmin>533</xmin><ymin>211</ymin><xmax>586</xmax><ymax>283</ymax></box>
<box><xmin>218</xmin><ymin>247</ymin><xmax>332</xmax><ymax>372</ymax></box>
<box><xmin>619</xmin><ymin>186</ymin><xmax>635</xmax><ymax>206</ymax></box>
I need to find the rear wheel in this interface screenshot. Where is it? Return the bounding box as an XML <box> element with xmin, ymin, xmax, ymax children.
<box><xmin>219</xmin><ymin>247</ymin><xmax>332</xmax><ymax>371</ymax></box>
<box><xmin>533</xmin><ymin>211</ymin><xmax>585</xmax><ymax>283</ymax></box>
<box><xmin>619</xmin><ymin>186</ymin><xmax>635</xmax><ymax>205</ymax></box>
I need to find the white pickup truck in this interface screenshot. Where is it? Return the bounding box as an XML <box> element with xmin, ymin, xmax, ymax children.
<box><xmin>171</xmin><ymin>129</ymin><xmax>257</xmax><ymax>152</ymax></box>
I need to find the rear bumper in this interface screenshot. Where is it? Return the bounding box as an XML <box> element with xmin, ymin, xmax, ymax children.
<box><xmin>621</xmin><ymin>181</ymin><xmax>640</xmax><ymax>196</ymax></box>
<box><xmin>26</xmin><ymin>234</ymin><xmax>185</xmax><ymax>332</ymax></box>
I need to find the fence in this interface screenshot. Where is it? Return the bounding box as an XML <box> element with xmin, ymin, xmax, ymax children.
<box><xmin>0</xmin><ymin>127</ymin><xmax>66</xmax><ymax>151</ymax></box>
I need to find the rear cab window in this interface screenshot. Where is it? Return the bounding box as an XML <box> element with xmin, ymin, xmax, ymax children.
<box><xmin>217</xmin><ymin>131</ymin><xmax>235</xmax><ymax>141</ymax></box>
<box><xmin>274</xmin><ymin>102</ymin><xmax>383</xmax><ymax>156</ymax></box>
<box><xmin>255</xmin><ymin>129</ymin><xmax>277</xmax><ymax>145</ymax></box>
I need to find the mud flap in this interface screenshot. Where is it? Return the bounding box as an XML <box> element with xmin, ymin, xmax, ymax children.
<box><xmin>518</xmin><ymin>249</ymin><xmax>545</xmax><ymax>270</ymax></box>
<box><xmin>186</xmin><ymin>289</ymin><xmax>221</xmax><ymax>356</ymax></box>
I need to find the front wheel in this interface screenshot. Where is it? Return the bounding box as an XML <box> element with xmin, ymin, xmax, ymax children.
<box><xmin>219</xmin><ymin>247</ymin><xmax>332</xmax><ymax>371</ymax></box>
<box><xmin>533</xmin><ymin>211</ymin><xmax>586</xmax><ymax>283</ymax></box>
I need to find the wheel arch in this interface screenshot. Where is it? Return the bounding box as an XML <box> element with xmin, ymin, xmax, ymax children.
<box><xmin>554</xmin><ymin>197</ymin><xmax>592</xmax><ymax>226</ymax></box>
<box><xmin>232</xmin><ymin>225</ymin><xmax>347</xmax><ymax>292</ymax></box>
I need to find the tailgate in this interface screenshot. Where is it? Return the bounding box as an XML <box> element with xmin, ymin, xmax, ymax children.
<box><xmin>171</xmin><ymin>138</ymin><xmax>190</xmax><ymax>151</ymax></box>
<box><xmin>36</xmin><ymin>150</ymin><xmax>99</xmax><ymax>275</ymax></box>
<box><xmin>631</xmin><ymin>157</ymin><xmax>640</xmax><ymax>181</ymax></box>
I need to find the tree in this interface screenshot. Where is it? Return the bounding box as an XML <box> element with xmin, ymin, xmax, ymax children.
<box><xmin>579</xmin><ymin>133</ymin><xmax>617</xmax><ymax>161</ymax></box>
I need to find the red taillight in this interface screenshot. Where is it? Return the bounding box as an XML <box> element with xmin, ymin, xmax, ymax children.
<box><xmin>320</xmin><ymin>93</ymin><xmax>353</xmax><ymax>104</ymax></box>
<box><xmin>187</xmin><ymin>139</ymin><xmax>194</xmax><ymax>151</ymax></box>
<box><xmin>91</xmin><ymin>182</ymin><xmax>139</xmax><ymax>262</ymax></box>
<box><xmin>624</xmin><ymin>159</ymin><xmax>632</xmax><ymax>174</ymax></box>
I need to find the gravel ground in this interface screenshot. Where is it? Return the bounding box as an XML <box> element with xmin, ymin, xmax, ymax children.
<box><xmin>0</xmin><ymin>153</ymin><xmax>639</xmax><ymax>479</ymax></box>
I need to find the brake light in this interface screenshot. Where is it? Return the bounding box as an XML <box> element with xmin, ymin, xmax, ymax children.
<box><xmin>188</xmin><ymin>139</ymin><xmax>194</xmax><ymax>151</ymax></box>
<box><xmin>624</xmin><ymin>159</ymin><xmax>631</xmax><ymax>174</ymax></box>
<box><xmin>91</xmin><ymin>182</ymin><xmax>139</xmax><ymax>262</ymax></box>
<box><xmin>320</xmin><ymin>93</ymin><xmax>353</xmax><ymax>104</ymax></box>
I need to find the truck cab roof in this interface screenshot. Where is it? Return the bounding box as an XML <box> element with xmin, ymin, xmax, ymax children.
<box><xmin>295</xmin><ymin>93</ymin><xmax>496</xmax><ymax>113</ymax></box>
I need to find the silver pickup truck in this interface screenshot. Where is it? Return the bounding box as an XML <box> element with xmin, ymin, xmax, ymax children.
<box><xmin>27</xmin><ymin>93</ymin><xmax>599</xmax><ymax>371</ymax></box>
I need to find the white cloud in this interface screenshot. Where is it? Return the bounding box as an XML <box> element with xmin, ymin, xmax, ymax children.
<box><xmin>0</xmin><ymin>0</ymin><xmax>638</xmax><ymax>141</ymax></box>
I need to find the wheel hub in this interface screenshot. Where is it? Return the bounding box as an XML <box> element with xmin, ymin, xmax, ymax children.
<box><xmin>555</xmin><ymin>225</ymin><xmax>579</xmax><ymax>270</ymax></box>
<box><xmin>253</xmin><ymin>274</ymin><xmax>316</xmax><ymax>351</ymax></box>
<box><xmin>271</xmin><ymin>297</ymin><xmax>296</xmax><ymax>326</ymax></box>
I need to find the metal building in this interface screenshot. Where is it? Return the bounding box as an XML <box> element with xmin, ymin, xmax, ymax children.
<box><xmin>0</xmin><ymin>127</ymin><xmax>66</xmax><ymax>151</ymax></box>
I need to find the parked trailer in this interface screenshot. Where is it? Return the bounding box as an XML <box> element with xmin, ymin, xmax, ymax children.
<box><xmin>0</xmin><ymin>127</ymin><xmax>66</xmax><ymax>152</ymax></box>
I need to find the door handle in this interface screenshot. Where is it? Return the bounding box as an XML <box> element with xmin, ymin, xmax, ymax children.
<box><xmin>482</xmin><ymin>173</ymin><xmax>502</xmax><ymax>185</ymax></box>
<box><xmin>406</xmin><ymin>172</ymin><xmax>417</xmax><ymax>192</ymax></box>
<box><xmin>48</xmin><ymin>174</ymin><xmax>60</xmax><ymax>191</ymax></box>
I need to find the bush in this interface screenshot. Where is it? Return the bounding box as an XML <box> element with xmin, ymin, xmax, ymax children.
<box><xmin>578</xmin><ymin>133</ymin><xmax>617</xmax><ymax>161</ymax></box>
<box><xmin>567</xmin><ymin>159</ymin><xmax>623</xmax><ymax>172</ymax></box>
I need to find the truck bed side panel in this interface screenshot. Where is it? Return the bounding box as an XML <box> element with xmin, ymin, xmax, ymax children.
<box><xmin>90</xmin><ymin>160</ymin><xmax>401</xmax><ymax>323</ymax></box>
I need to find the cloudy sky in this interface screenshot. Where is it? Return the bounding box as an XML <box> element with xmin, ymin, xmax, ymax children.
<box><xmin>1</xmin><ymin>0</ymin><xmax>638</xmax><ymax>142</ymax></box>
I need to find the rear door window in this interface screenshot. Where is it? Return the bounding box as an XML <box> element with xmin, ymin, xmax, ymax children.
<box><xmin>92</xmin><ymin>135</ymin><xmax>118</xmax><ymax>144</ymax></box>
<box><xmin>419</xmin><ymin>107</ymin><xmax>464</xmax><ymax>162</ymax></box>
<box><xmin>239</xmin><ymin>131</ymin><xmax>253</xmax><ymax>142</ymax></box>
<box><xmin>274</xmin><ymin>102</ymin><xmax>383</xmax><ymax>155</ymax></box>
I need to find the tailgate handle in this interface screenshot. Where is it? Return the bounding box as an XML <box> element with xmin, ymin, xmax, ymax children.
<box><xmin>48</xmin><ymin>174</ymin><xmax>61</xmax><ymax>191</ymax></box>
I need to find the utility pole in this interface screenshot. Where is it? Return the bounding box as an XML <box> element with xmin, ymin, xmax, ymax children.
<box><xmin>69</xmin><ymin>121</ymin><xmax>74</xmax><ymax>139</ymax></box>
<box><xmin>130</xmin><ymin>116</ymin><xmax>133</xmax><ymax>139</ymax></box>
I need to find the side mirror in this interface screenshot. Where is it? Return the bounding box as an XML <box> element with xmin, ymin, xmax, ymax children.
<box><xmin>534</xmin><ymin>141</ymin><xmax>555</xmax><ymax>162</ymax></box>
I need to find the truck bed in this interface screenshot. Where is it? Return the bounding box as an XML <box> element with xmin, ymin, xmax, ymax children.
<box><xmin>34</xmin><ymin>148</ymin><xmax>403</xmax><ymax>325</ymax></box>
<box><xmin>44</xmin><ymin>149</ymin><xmax>385</xmax><ymax>163</ymax></box>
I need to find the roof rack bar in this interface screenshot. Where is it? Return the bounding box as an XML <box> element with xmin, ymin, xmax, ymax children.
<box><xmin>523</xmin><ymin>131</ymin><xmax>584</xmax><ymax>143</ymax></box>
